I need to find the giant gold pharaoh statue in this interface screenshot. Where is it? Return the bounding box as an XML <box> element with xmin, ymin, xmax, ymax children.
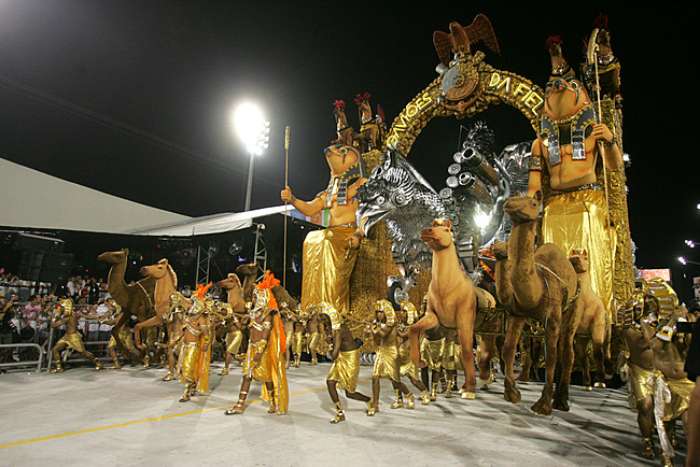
<box><xmin>527</xmin><ymin>35</ymin><xmax>623</xmax><ymax>321</ymax></box>
<box><xmin>281</xmin><ymin>104</ymin><xmax>367</xmax><ymax>317</ymax></box>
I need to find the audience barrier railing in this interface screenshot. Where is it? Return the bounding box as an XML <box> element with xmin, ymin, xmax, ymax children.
<box><xmin>0</xmin><ymin>343</ymin><xmax>44</xmax><ymax>373</ymax></box>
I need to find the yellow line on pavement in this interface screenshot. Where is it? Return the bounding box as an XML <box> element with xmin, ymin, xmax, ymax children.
<box><xmin>0</xmin><ymin>383</ymin><xmax>329</xmax><ymax>450</ymax></box>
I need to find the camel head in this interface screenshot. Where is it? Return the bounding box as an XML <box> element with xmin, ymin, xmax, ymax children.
<box><xmin>569</xmin><ymin>249</ymin><xmax>589</xmax><ymax>273</ymax></box>
<box><xmin>491</xmin><ymin>241</ymin><xmax>508</xmax><ymax>260</ymax></box>
<box><xmin>235</xmin><ymin>263</ymin><xmax>258</xmax><ymax>281</ymax></box>
<box><xmin>218</xmin><ymin>273</ymin><xmax>242</xmax><ymax>290</ymax></box>
<box><xmin>543</xmin><ymin>77</ymin><xmax>591</xmax><ymax>121</ymax></box>
<box><xmin>140</xmin><ymin>259</ymin><xmax>177</xmax><ymax>285</ymax></box>
<box><xmin>503</xmin><ymin>195</ymin><xmax>539</xmax><ymax>225</ymax></box>
<box><xmin>420</xmin><ymin>219</ymin><xmax>454</xmax><ymax>252</ymax></box>
<box><xmin>97</xmin><ymin>248</ymin><xmax>128</xmax><ymax>264</ymax></box>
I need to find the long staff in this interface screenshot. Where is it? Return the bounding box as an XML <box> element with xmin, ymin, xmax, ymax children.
<box><xmin>283</xmin><ymin>126</ymin><xmax>291</xmax><ymax>288</ymax></box>
<box><xmin>587</xmin><ymin>29</ymin><xmax>612</xmax><ymax>229</ymax></box>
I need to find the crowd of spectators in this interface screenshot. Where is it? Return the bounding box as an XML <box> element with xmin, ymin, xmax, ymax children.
<box><xmin>0</xmin><ymin>269</ymin><xmax>114</xmax><ymax>368</ymax></box>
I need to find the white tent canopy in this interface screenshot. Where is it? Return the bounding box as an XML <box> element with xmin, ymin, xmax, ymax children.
<box><xmin>0</xmin><ymin>158</ymin><xmax>192</xmax><ymax>233</ymax></box>
<box><xmin>1</xmin><ymin>157</ymin><xmax>299</xmax><ymax>236</ymax></box>
<box><xmin>131</xmin><ymin>204</ymin><xmax>295</xmax><ymax>236</ymax></box>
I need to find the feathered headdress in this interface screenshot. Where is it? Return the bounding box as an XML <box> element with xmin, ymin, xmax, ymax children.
<box><xmin>353</xmin><ymin>92</ymin><xmax>371</xmax><ymax>105</ymax></box>
<box><xmin>545</xmin><ymin>35</ymin><xmax>563</xmax><ymax>50</ymax></box>
<box><xmin>194</xmin><ymin>282</ymin><xmax>213</xmax><ymax>300</ymax></box>
<box><xmin>333</xmin><ymin>99</ymin><xmax>346</xmax><ymax>112</ymax></box>
<box><xmin>593</xmin><ymin>13</ymin><xmax>608</xmax><ymax>30</ymax></box>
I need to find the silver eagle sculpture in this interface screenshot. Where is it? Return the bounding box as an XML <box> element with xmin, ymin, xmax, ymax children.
<box><xmin>356</xmin><ymin>121</ymin><xmax>531</xmax><ymax>305</ymax></box>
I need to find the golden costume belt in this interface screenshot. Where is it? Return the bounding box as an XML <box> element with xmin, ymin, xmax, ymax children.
<box><xmin>548</xmin><ymin>182</ymin><xmax>602</xmax><ymax>198</ymax></box>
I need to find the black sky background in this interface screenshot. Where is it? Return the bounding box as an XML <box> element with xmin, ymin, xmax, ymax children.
<box><xmin>0</xmin><ymin>2</ymin><xmax>698</xmax><ymax>292</ymax></box>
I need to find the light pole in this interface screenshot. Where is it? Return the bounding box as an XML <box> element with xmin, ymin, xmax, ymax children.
<box><xmin>233</xmin><ymin>102</ymin><xmax>270</xmax><ymax>212</ymax></box>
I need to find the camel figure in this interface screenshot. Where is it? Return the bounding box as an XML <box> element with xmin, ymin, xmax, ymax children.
<box><xmin>235</xmin><ymin>263</ymin><xmax>259</xmax><ymax>302</ymax></box>
<box><xmin>132</xmin><ymin>259</ymin><xmax>178</xmax><ymax>351</ymax></box>
<box><xmin>408</xmin><ymin>219</ymin><xmax>479</xmax><ymax>399</ymax></box>
<box><xmin>570</xmin><ymin>249</ymin><xmax>608</xmax><ymax>390</ymax></box>
<box><xmin>218</xmin><ymin>273</ymin><xmax>246</xmax><ymax>312</ymax></box>
<box><xmin>494</xmin><ymin>195</ymin><xmax>582</xmax><ymax>415</ymax></box>
<box><xmin>97</xmin><ymin>249</ymin><xmax>156</xmax><ymax>362</ymax></box>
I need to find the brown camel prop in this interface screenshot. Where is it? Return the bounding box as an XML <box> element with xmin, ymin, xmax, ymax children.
<box><xmin>217</xmin><ymin>273</ymin><xmax>246</xmax><ymax>313</ymax></box>
<box><xmin>97</xmin><ymin>249</ymin><xmax>156</xmax><ymax>362</ymax></box>
<box><xmin>570</xmin><ymin>249</ymin><xmax>608</xmax><ymax>390</ymax></box>
<box><xmin>408</xmin><ymin>219</ymin><xmax>478</xmax><ymax>399</ymax></box>
<box><xmin>235</xmin><ymin>263</ymin><xmax>259</xmax><ymax>302</ymax></box>
<box><xmin>494</xmin><ymin>195</ymin><xmax>582</xmax><ymax>415</ymax></box>
<box><xmin>133</xmin><ymin>259</ymin><xmax>178</xmax><ymax>351</ymax></box>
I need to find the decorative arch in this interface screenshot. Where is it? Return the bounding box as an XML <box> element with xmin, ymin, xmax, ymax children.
<box><xmin>384</xmin><ymin>51</ymin><xmax>544</xmax><ymax>156</ymax></box>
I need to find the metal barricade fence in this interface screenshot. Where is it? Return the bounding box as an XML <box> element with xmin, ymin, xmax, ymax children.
<box><xmin>0</xmin><ymin>343</ymin><xmax>43</xmax><ymax>373</ymax></box>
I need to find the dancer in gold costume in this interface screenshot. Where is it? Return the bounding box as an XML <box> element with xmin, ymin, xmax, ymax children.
<box><xmin>365</xmin><ymin>299</ymin><xmax>414</xmax><ymax>416</ymax></box>
<box><xmin>396</xmin><ymin>301</ymin><xmax>431</xmax><ymax>405</ymax></box>
<box><xmin>50</xmin><ymin>298</ymin><xmax>102</xmax><ymax>372</ymax></box>
<box><xmin>420</xmin><ymin>326</ymin><xmax>446</xmax><ymax>401</ymax></box>
<box><xmin>280</xmin><ymin>102</ymin><xmax>367</xmax><ymax>319</ymax></box>
<box><xmin>102</xmin><ymin>298</ymin><xmax>134</xmax><ymax>369</ymax></box>
<box><xmin>177</xmin><ymin>284</ymin><xmax>213</xmax><ymax>402</ymax></box>
<box><xmin>225</xmin><ymin>272</ymin><xmax>289</xmax><ymax>415</ymax></box>
<box><xmin>317</xmin><ymin>303</ymin><xmax>371</xmax><ymax>424</ymax></box>
<box><xmin>161</xmin><ymin>293</ymin><xmax>186</xmax><ymax>381</ymax></box>
<box><xmin>622</xmin><ymin>299</ymin><xmax>695</xmax><ymax>465</ymax></box>
<box><xmin>220</xmin><ymin>307</ymin><xmax>245</xmax><ymax>376</ymax></box>
<box><xmin>306</xmin><ymin>308</ymin><xmax>322</xmax><ymax>366</ymax></box>
<box><xmin>290</xmin><ymin>310</ymin><xmax>306</xmax><ymax>368</ymax></box>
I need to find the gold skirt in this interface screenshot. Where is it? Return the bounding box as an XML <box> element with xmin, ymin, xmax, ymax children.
<box><xmin>225</xmin><ymin>329</ymin><xmax>243</xmax><ymax>355</ymax></box>
<box><xmin>373</xmin><ymin>343</ymin><xmax>400</xmax><ymax>381</ymax></box>
<box><xmin>178</xmin><ymin>342</ymin><xmax>199</xmax><ymax>384</ymax></box>
<box><xmin>107</xmin><ymin>328</ymin><xmax>134</xmax><ymax>351</ymax></box>
<box><xmin>398</xmin><ymin>341</ymin><xmax>419</xmax><ymax>380</ymax></box>
<box><xmin>628</xmin><ymin>363</ymin><xmax>656</xmax><ymax>402</ymax></box>
<box><xmin>664</xmin><ymin>377</ymin><xmax>695</xmax><ymax>421</ymax></box>
<box><xmin>57</xmin><ymin>332</ymin><xmax>86</xmax><ymax>353</ymax></box>
<box><xmin>327</xmin><ymin>348</ymin><xmax>361</xmax><ymax>392</ymax></box>
<box><xmin>301</xmin><ymin>226</ymin><xmax>358</xmax><ymax>315</ymax></box>
<box><xmin>242</xmin><ymin>340</ymin><xmax>273</xmax><ymax>383</ymax></box>
<box><xmin>543</xmin><ymin>188</ymin><xmax>615</xmax><ymax>319</ymax></box>
<box><xmin>420</xmin><ymin>337</ymin><xmax>445</xmax><ymax>371</ymax></box>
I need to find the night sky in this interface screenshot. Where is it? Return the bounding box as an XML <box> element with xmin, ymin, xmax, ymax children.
<box><xmin>0</xmin><ymin>3</ymin><xmax>698</xmax><ymax>292</ymax></box>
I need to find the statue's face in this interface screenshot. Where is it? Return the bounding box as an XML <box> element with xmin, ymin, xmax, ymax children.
<box><xmin>543</xmin><ymin>78</ymin><xmax>591</xmax><ymax>121</ymax></box>
<box><xmin>324</xmin><ymin>144</ymin><xmax>360</xmax><ymax>177</ymax></box>
<box><xmin>359</xmin><ymin>101</ymin><xmax>372</xmax><ymax>124</ymax></box>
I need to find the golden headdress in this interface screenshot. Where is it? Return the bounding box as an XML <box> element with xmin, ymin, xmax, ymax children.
<box><xmin>58</xmin><ymin>298</ymin><xmax>74</xmax><ymax>317</ymax></box>
<box><xmin>376</xmin><ymin>299</ymin><xmax>396</xmax><ymax>325</ymax></box>
<box><xmin>401</xmin><ymin>301</ymin><xmax>418</xmax><ymax>325</ymax></box>
<box><xmin>319</xmin><ymin>302</ymin><xmax>341</xmax><ymax>331</ymax></box>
